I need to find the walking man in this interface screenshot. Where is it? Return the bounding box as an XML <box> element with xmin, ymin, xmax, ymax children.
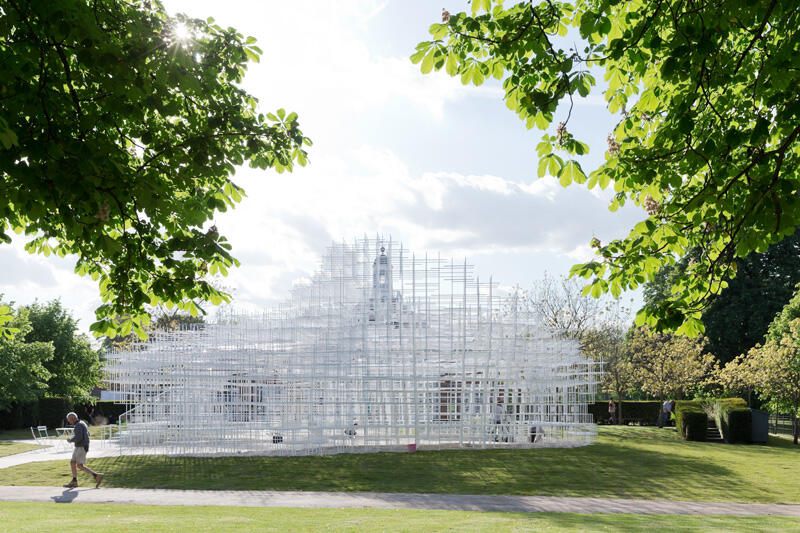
<box><xmin>63</xmin><ymin>412</ymin><xmax>103</xmax><ymax>488</ymax></box>
<box><xmin>659</xmin><ymin>399</ymin><xmax>672</xmax><ymax>428</ymax></box>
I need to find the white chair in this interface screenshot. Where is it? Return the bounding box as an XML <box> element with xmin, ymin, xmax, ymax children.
<box><xmin>29</xmin><ymin>426</ymin><xmax>50</xmax><ymax>449</ymax></box>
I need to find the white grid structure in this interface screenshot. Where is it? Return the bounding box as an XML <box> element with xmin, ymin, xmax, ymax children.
<box><xmin>105</xmin><ymin>236</ymin><xmax>599</xmax><ymax>456</ymax></box>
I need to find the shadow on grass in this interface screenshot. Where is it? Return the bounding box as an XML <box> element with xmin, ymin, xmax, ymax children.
<box><xmin>85</xmin><ymin>443</ymin><xmax>742</xmax><ymax>502</ymax></box>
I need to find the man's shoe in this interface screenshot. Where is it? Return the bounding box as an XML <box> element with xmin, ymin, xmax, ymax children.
<box><xmin>95</xmin><ymin>473</ymin><xmax>104</xmax><ymax>488</ymax></box>
<box><xmin>63</xmin><ymin>480</ymin><xmax>78</xmax><ymax>488</ymax></box>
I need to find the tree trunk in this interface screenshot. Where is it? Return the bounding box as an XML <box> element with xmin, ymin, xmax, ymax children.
<box><xmin>794</xmin><ymin>404</ymin><xmax>799</xmax><ymax>445</ymax></box>
<box><xmin>775</xmin><ymin>404</ymin><xmax>779</xmax><ymax>434</ymax></box>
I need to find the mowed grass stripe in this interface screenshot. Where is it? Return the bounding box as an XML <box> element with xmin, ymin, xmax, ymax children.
<box><xmin>0</xmin><ymin>441</ymin><xmax>39</xmax><ymax>458</ymax></box>
<box><xmin>2</xmin><ymin>502</ymin><xmax>800</xmax><ymax>533</ymax></box>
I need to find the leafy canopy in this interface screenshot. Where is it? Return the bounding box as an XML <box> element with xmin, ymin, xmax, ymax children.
<box><xmin>0</xmin><ymin>300</ymin><xmax>54</xmax><ymax>411</ymax></box>
<box><xmin>765</xmin><ymin>283</ymin><xmax>800</xmax><ymax>343</ymax></box>
<box><xmin>644</xmin><ymin>233</ymin><xmax>800</xmax><ymax>363</ymax></box>
<box><xmin>22</xmin><ymin>300</ymin><xmax>101</xmax><ymax>398</ymax></box>
<box><xmin>414</xmin><ymin>0</ymin><xmax>800</xmax><ymax>336</ymax></box>
<box><xmin>742</xmin><ymin>319</ymin><xmax>800</xmax><ymax>444</ymax></box>
<box><xmin>0</xmin><ymin>0</ymin><xmax>310</xmax><ymax>338</ymax></box>
<box><xmin>581</xmin><ymin>323</ymin><xmax>634</xmax><ymax>404</ymax></box>
<box><xmin>628</xmin><ymin>326</ymin><xmax>715</xmax><ymax>400</ymax></box>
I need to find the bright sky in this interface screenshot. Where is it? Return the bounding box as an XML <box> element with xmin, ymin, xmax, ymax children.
<box><xmin>0</xmin><ymin>0</ymin><xmax>644</xmax><ymax>335</ymax></box>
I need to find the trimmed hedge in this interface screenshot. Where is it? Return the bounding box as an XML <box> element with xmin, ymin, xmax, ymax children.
<box><xmin>0</xmin><ymin>401</ymin><xmax>38</xmax><ymax>431</ymax></box>
<box><xmin>38</xmin><ymin>397</ymin><xmax>75</xmax><ymax>429</ymax></box>
<box><xmin>93</xmin><ymin>401</ymin><xmax>129</xmax><ymax>423</ymax></box>
<box><xmin>716</xmin><ymin>398</ymin><xmax>752</xmax><ymax>444</ymax></box>
<box><xmin>587</xmin><ymin>401</ymin><xmax>607</xmax><ymax>423</ymax></box>
<box><xmin>588</xmin><ymin>401</ymin><xmax>661</xmax><ymax>425</ymax></box>
<box><xmin>620</xmin><ymin>401</ymin><xmax>662</xmax><ymax>425</ymax></box>
<box><xmin>0</xmin><ymin>398</ymin><xmax>130</xmax><ymax>430</ymax></box>
<box><xmin>676</xmin><ymin>401</ymin><xmax>707</xmax><ymax>441</ymax></box>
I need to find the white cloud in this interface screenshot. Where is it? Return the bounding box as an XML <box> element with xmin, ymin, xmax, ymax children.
<box><xmin>212</xmin><ymin>138</ymin><xmax>641</xmax><ymax>312</ymax></box>
<box><xmin>0</xmin><ymin>242</ymin><xmax>101</xmax><ymax>332</ymax></box>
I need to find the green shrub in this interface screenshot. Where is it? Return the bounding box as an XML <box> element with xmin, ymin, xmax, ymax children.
<box><xmin>588</xmin><ymin>401</ymin><xmax>661</xmax><ymax>425</ymax></box>
<box><xmin>588</xmin><ymin>401</ymin><xmax>609</xmax><ymax>424</ymax></box>
<box><xmin>37</xmin><ymin>397</ymin><xmax>75</xmax><ymax>428</ymax></box>
<box><xmin>0</xmin><ymin>401</ymin><xmax>38</xmax><ymax>430</ymax></box>
<box><xmin>676</xmin><ymin>400</ymin><xmax>707</xmax><ymax>441</ymax></box>
<box><xmin>716</xmin><ymin>398</ymin><xmax>752</xmax><ymax>443</ymax></box>
<box><xmin>619</xmin><ymin>401</ymin><xmax>662</xmax><ymax>425</ymax></box>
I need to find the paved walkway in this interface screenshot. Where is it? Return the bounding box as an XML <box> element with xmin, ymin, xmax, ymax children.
<box><xmin>1</xmin><ymin>485</ymin><xmax>800</xmax><ymax>516</ymax></box>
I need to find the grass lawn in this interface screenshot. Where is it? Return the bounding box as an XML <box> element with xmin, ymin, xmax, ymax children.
<box><xmin>0</xmin><ymin>429</ymin><xmax>36</xmax><ymax>441</ymax></box>
<box><xmin>0</xmin><ymin>441</ymin><xmax>39</xmax><ymax>457</ymax></box>
<box><xmin>0</xmin><ymin>426</ymin><xmax>798</xmax><ymax>504</ymax></box>
<box><xmin>2</xmin><ymin>502</ymin><xmax>799</xmax><ymax>533</ymax></box>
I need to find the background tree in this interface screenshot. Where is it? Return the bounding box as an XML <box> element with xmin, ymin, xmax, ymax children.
<box><xmin>581</xmin><ymin>323</ymin><xmax>633</xmax><ymax>424</ymax></box>
<box><xmin>0</xmin><ymin>301</ymin><xmax>53</xmax><ymax>410</ymax></box>
<box><xmin>22</xmin><ymin>300</ymin><xmax>101</xmax><ymax>398</ymax></box>
<box><xmin>747</xmin><ymin>320</ymin><xmax>800</xmax><ymax>444</ymax></box>
<box><xmin>515</xmin><ymin>273</ymin><xmax>606</xmax><ymax>339</ymax></box>
<box><xmin>100</xmin><ymin>301</ymin><xmax>208</xmax><ymax>353</ymax></box>
<box><xmin>644</xmin><ymin>233</ymin><xmax>800</xmax><ymax>363</ymax></box>
<box><xmin>629</xmin><ymin>326</ymin><xmax>715</xmax><ymax>422</ymax></box>
<box><xmin>415</xmin><ymin>1</ymin><xmax>800</xmax><ymax>335</ymax></box>
<box><xmin>0</xmin><ymin>0</ymin><xmax>310</xmax><ymax>339</ymax></box>
<box><xmin>714</xmin><ymin>353</ymin><xmax>757</xmax><ymax>407</ymax></box>
<box><xmin>765</xmin><ymin>284</ymin><xmax>800</xmax><ymax>343</ymax></box>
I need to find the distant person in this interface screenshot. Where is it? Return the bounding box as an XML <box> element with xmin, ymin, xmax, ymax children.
<box><xmin>493</xmin><ymin>402</ymin><xmax>505</xmax><ymax>442</ymax></box>
<box><xmin>63</xmin><ymin>412</ymin><xmax>103</xmax><ymax>489</ymax></box>
<box><xmin>660</xmin><ymin>399</ymin><xmax>672</xmax><ymax>428</ymax></box>
<box><xmin>608</xmin><ymin>399</ymin><xmax>616</xmax><ymax>425</ymax></box>
<box><xmin>84</xmin><ymin>401</ymin><xmax>95</xmax><ymax>424</ymax></box>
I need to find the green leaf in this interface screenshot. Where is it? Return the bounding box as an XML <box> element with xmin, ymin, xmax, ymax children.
<box><xmin>559</xmin><ymin>166</ymin><xmax>572</xmax><ymax>187</ymax></box>
<box><xmin>445</xmin><ymin>52</ymin><xmax>458</xmax><ymax>76</ymax></box>
<box><xmin>244</xmin><ymin>48</ymin><xmax>260</xmax><ymax>63</ymax></box>
<box><xmin>472</xmin><ymin>67</ymin><xmax>484</xmax><ymax>86</ymax></box>
<box><xmin>559</xmin><ymin>160</ymin><xmax>587</xmax><ymax>186</ymax></box>
<box><xmin>430</xmin><ymin>23</ymin><xmax>448</xmax><ymax>40</ymax></box>
<box><xmin>590</xmin><ymin>280</ymin><xmax>605</xmax><ymax>298</ymax></box>
<box><xmin>410</xmin><ymin>49</ymin><xmax>427</xmax><ymax>64</ymax></box>
<box><xmin>461</xmin><ymin>65</ymin><xmax>474</xmax><ymax>85</ymax></box>
<box><xmin>534</xmin><ymin>112</ymin><xmax>549</xmax><ymax>130</ymax></box>
<box><xmin>548</xmin><ymin>154</ymin><xmax>563</xmax><ymax>177</ymax></box>
<box><xmin>492</xmin><ymin>62</ymin><xmax>504</xmax><ymax>80</ymax></box>
<box><xmin>536</xmin><ymin>141</ymin><xmax>552</xmax><ymax>158</ymax></box>
<box><xmin>677</xmin><ymin>115</ymin><xmax>693</xmax><ymax>134</ymax></box>
<box><xmin>421</xmin><ymin>48</ymin><xmax>436</xmax><ymax>74</ymax></box>
<box><xmin>537</xmin><ymin>156</ymin><xmax>549</xmax><ymax>178</ymax></box>
<box><xmin>678</xmin><ymin>316</ymin><xmax>705</xmax><ymax>337</ymax></box>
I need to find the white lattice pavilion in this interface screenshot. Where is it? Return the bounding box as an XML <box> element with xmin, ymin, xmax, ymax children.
<box><xmin>105</xmin><ymin>236</ymin><xmax>599</xmax><ymax>456</ymax></box>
